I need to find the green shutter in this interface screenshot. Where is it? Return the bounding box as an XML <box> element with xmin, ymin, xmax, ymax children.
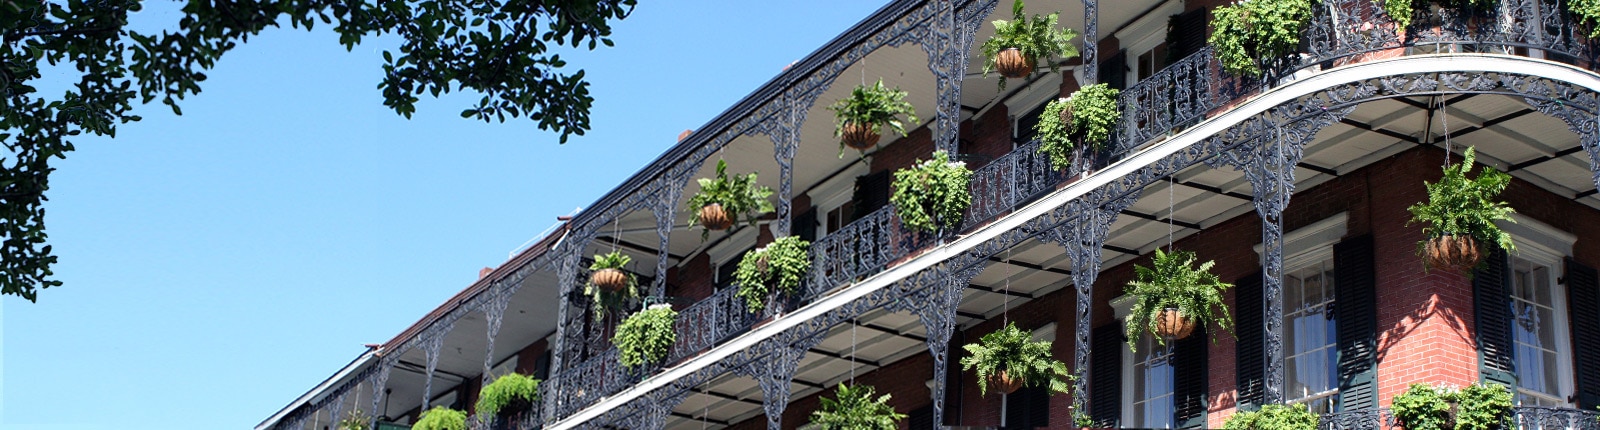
<box><xmin>1565</xmin><ymin>257</ymin><xmax>1600</xmax><ymax>407</ymax></box>
<box><xmin>1235</xmin><ymin>271</ymin><xmax>1265</xmax><ymax>409</ymax></box>
<box><xmin>1091</xmin><ymin>324</ymin><xmax>1122</xmax><ymax>426</ymax></box>
<box><xmin>1174</xmin><ymin>326</ymin><xmax>1209</xmax><ymax>428</ymax></box>
<box><xmin>1334</xmin><ymin>235</ymin><xmax>1379</xmax><ymax>410</ymax></box>
<box><xmin>1474</xmin><ymin>248</ymin><xmax>1516</xmax><ymax>387</ymax></box>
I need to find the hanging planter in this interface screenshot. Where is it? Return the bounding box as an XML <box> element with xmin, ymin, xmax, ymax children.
<box><xmin>585</xmin><ymin>251</ymin><xmax>639</xmax><ymax>321</ymax></box>
<box><xmin>475</xmin><ymin>373</ymin><xmax>540</xmax><ymax>420</ymax></box>
<box><xmin>1125</xmin><ymin>249</ymin><xmax>1233</xmax><ymax>351</ymax></box>
<box><xmin>980</xmin><ymin>0</ymin><xmax>1080</xmax><ymax>90</ymax></box>
<box><xmin>614</xmin><ymin>303</ymin><xmax>679</xmax><ymax>369</ymax></box>
<box><xmin>889</xmin><ymin>151</ymin><xmax>974</xmax><ymax>233</ymax></box>
<box><xmin>733</xmin><ymin>236</ymin><xmax>812</xmax><ymax>313</ymax></box>
<box><xmin>413</xmin><ymin>407</ymin><xmax>468</xmax><ymax>430</ymax></box>
<box><xmin>1406</xmin><ymin>147</ymin><xmax>1515</xmax><ymax>272</ymax></box>
<box><xmin>958</xmin><ymin>321</ymin><xmax>1073</xmax><ymax>397</ymax></box>
<box><xmin>809</xmin><ymin>383</ymin><xmax>907</xmax><ymax>430</ymax></box>
<box><xmin>687</xmin><ymin>160</ymin><xmax>774</xmax><ymax>240</ymax></box>
<box><xmin>829</xmin><ymin>79</ymin><xmax>918</xmax><ymax>155</ymax></box>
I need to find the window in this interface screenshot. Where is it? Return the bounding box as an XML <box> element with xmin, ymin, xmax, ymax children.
<box><xmin>1134</xmin><ymin>45</ymin><xmax>1169</xmax><ymax>81</ymax></box>
<box><xmin>1284</xmin><ymin>257</ymin><xmax>1339</xmax><ymax>414</ymax></box>
<box><xmin>1130</xmin><ymin>335</ymin><xmax>1175</xmax><ymax>429</ymax></box>
<box><xmin>1511</xmin><ymin>256</ymin><xmax>1566</xmax><ymax>406</ymax></box>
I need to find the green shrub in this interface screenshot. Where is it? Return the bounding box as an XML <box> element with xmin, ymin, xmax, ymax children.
<box><xmin>958</xmin><ymin>321</ymin><xmax>1073</xmax><ymax>396</ymax></box>
<box><xmin>1391</xmin><ymin>383</ymin><xmax>1456</xmax><ymax>430</ymax></box>
<box><xmin>1209</xmin><ymin>0</ymin><xmax>1315</xmax><ymax>77</ymax></box>
<box><xmin>890</xmin><ymin>151</ymin><xmax>973</xmax><ymax>233</ymax></box>
<box><xmin>1124</xmin><ymin>248</ymin><xmax>1234</xmax><ymax>352</ymax></box>
<box><xmin>412</xmin><ymin>406</ymin><xmax>467</xmax><ymax>430</ymax></box>
<box><xmin>686</xmin><ymin>159</ymin><xmax>775</xmax><ymax>239</ymax></box>
<box><xmin>979</xmin><ymin>0</ymin><xmax>1080</xmax><ymax>90</ymax></box>
<box><xmin>475</xmin><ymin>373</ymin><xmax>540</xmax><ymax>417</ymax></box>
<box><xmin>1455</xmin><ymin>383</ymin><xmax>1512</xmax><ymax>430</ymax></box>
<box><xmin>1223</xmin><ymin>403</ymin><xmax>1319</xmax><ymax>430</ymax></box>
<box><xmin>613</xmin><ymin>304</ymin><xmax>678</xmax><ymax>369</ymax></box>
<box><xmin>733</xmin><ymin>236</ymin><xmax>812</xmax><ymax>312</ymax></box>
<box><xmin>1405</xmin><ymin>146</ymin><xmax>1516</xmax><ymax>268</ymax></box>
<box><xmin>809</xmin><ymin>383</ymin><xmax>906</xmax><ymax>430</ymax></box>
<box><xmin>1035</xmin><ymin>84</ymin><xmax>1121</xmax><ymax>171</ymax></box>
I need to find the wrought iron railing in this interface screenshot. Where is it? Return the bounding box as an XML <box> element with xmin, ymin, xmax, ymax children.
<box><xmin>1514</xmin><ymin>405</ymin><xmax>1600</xmax><ymax>430</ymax></box>
<box><xmin>539</xmin><ymin>0</ymin><xmax>1600</xmax><ymax>423</ymax></box>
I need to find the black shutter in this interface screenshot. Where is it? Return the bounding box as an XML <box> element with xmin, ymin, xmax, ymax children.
<box><xmin>1474</xmin><ymin>248</ymin><xmax>1517</xmax><ymax>387</ymax></box>
<box><xmin>793</xmin><ymin>206</ymin><xmax>818</xmax><ymax>243</ymax></box>
<box><xmin>1091</xmin><ymin>324</ymin><xmax>1122</xmax><ymax>426</ymax></box>
<box><xmin>908</xmin><ymin>404</ymin><xmax>934</xmax><ymax>429</ymax></box>
<box><xmin>1167</xmin><ymin>8</ymin><xmax>1209</xmax><ymax>64</ymax></box>
<box><xmin>1003</xmin><ymin>385</ymin><xmax>1050</xmax><ymax>429</ymax></box>
<box><xmin>1236</xmin><ymin>271</ymin><xmax>1266</xmax><ymax>409</ymax></box>
<box><xmin>1335</xmin><ymin>235</ymin><xmax>1379</xmax><ymax>411</ymax></box>
<box><xmin>851</xmin><ymin>171</ymin><xmax>891</xmax><ymax>221</ymax></box>
<box><xmin>1174</xmin><ymin>327</ymin><xmax>1209</xmax><ymax>428</ymax></box>
<box><xmin>1566</xmin><ymin>258</ymin><xmax>1600</xmax><ymax>407</ymax></box>
<box><xmin>1099</xmin><ymin>50</ymin><xmax>1128</xmax><ymax>91</ymax></box>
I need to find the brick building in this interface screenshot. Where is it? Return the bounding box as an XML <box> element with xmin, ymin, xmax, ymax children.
<box><xmin>259</xmin><ymin>0</ymin><xmax>1600</xmax><ymax>429</ymax></box>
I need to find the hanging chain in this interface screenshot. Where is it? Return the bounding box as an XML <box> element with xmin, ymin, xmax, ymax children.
<box><xmin>1440</xmin><ymin>95</ymin><xmax>1453</xmax><ymax>167</ymax></box>
<box><xmin>1168</xmin><ymin>175</ymin><xmax>1175</xmax><ymax>251</ymax></box>
<box><xmin>850</xmin><ymin>317</ymin><xmax>858</xmax><ymax>385</ymax></box>
<box><xmin>1003</xmin><ymin>247</ymin><xmax>1012</xmax><ymax>324</ymax></box>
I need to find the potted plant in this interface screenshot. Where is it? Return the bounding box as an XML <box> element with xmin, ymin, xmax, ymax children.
<box><xmin>1222</xmin><ymin>403</ymin><xmax>1319</xmax><ymax>430</ymax></box>
<box><xmin>475</xmin><ymin>373</ymin><xmax>540</xmax><ymax>421</ymax></box>
<box><xmin>412</xmin><ymin>406</ymin><xmax>468</xmax><ymax>430</ymax></box>
<box><xmin>733</xmin><ymin>235</ymin><xmax>812</xmax><ymax>313</ymax></box>
<box><xmin>1074</xmin><ymin>410</ymin><xmax>1095</xmax><ymax>430</ymax></box>
<box><xmin>809</xmin><ymin>383</ymin><xmax>907</xmax><ymax>430</ymax></box>
<box><xmin>1035</xmin><ymin>83</ymin><xmax>1121</xmax><ymax>171</ymax></box>
<box><xmin>1390</xmin><ymin>383</ymin><xmax>1458</xmax><ymax>430</ymax></box>
<box><xmin>585</xmin><ymin>252</ymin><xmax>639</xmax><ymax>322</ymax></box>
<box><xmin>890</xmin><ymin>151</ymin><xmax>974</xmax><ymax>233</ymax></box>
<box><xmin>1454</xmin><ymin>383</ymin><xmax>1512</xmax><ymax>430</ymax></box>
<box><xmin>338</xmin><ymin>409</ymin><xmax>371</xmax><ymax>430</ymax></box>
<box><xmin>1209</xmin><ymin>0</ymin><xmax>1315</xmax><ymax>77</ymax></box>
<box><xmin>1124</xmin><ymin>249</ymin><xmax>1233</xmax><ymax>351</ymax></box>
<box><xmin>613</xmin><ymin>303</ymin><xmax>678</xmax><ymax>369</ymax></box>
<box><xmin>980</xmin><ymin>0</ymin><xmax>1080</xmax><ymax>89</ymax></box>
<box><xmin>829</xmin><ymin>79</ymin><xmax>919</xmax><ymax>153</ymax></box>
<box><xmin>959</xmin><ymin>321</ymin><xmax>1072</xmax><ymax>396</ymax></box>
<box><xmin>1406</xmin><ymin>146</ymin><xmax>1515</xmax><ymax>272</ymax></box>
<box><xmin>687</xmin><ymin>160</ymin><xmax>774</xmax><ymax>239</ymax></box>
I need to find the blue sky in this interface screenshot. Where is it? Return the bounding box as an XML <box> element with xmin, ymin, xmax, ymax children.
<box><xmin>2</xmin><ymin>2</ymin><xmax>886</xmax><ymax>428</ymax></box>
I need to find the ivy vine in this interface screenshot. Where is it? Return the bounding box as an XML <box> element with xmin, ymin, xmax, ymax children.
<box><xmin>733</xmin><ymin>235</ymin><xmax>812</xmax><ymax>313</ymax></box>
<box><xmin>890</xmin><ymin>150</ymin><xmax>973</xmax><ymax>233</ymax></box>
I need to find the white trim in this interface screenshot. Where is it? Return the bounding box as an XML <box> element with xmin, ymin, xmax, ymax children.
<box><xmin>1504</xmin><ymin>221</ymin><xmax>1576</xmax><ymax>407</ymax></box>
<box><xmin>1253</xmin><ymin>212</ymin><xmax>1349</xmax><ymax>266</ymax></box>
<box><xmin>1499</xmin><ymin>213</ymin><xmax>1577</xmax><ymax>259</ymax></box>
<box><xmin>1115</xmin><ymin>0</ymin><xmax>1182</xmax><ymax>54</ymax></box>
<box><xmin>545</xmin><ymin>55</ymin><xmax>1600</xmax><ymax>430</ymax></box>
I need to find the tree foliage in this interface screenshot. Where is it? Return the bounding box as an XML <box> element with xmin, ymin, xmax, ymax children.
<box><xmin>809</xmin><ymin>383</ymin><xmax>906</xmax><ymax>430</ymax></box>
<box><xmin>1124</xmin><ymin>248</ymin><xmax>1234</xmax><ymax>352</ymax></box>
<box><xmin>958</xmin><ymin>321</ymin><xmax>1072</xmax><ymax>397</ymax></box>
<box><xmin>0</xmin><ymin>0</ymin><xmax>634</xmax><ymax>301</ymax></box>
<box><xmin>1406</xmin><ymin>146</ymin><xmax>1516</xmax><ymax>262</ymax></box>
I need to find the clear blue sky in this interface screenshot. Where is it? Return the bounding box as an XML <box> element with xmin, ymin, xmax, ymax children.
<box><xmin>2</xmin><ymin>2</ymin><xmax>886</xmax><ymax>428</ymax></box>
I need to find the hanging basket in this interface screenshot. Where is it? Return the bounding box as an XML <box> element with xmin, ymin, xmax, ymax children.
<box><xmin>840</xmin><ymin>122</ymin><xmax>881</xmax><ymax>150</ymax></box>
<box><xmin>1425</xmin><ymin>234</ymin><xmax>1482</xmax><ymax>271</ymax></box>
<box><xmin>1154</xmin><ymin>308</ymin><xmax>1197</xmax><ymax>340</ymax></box>
<box><xmin>988</xmin><ymin>369</ymin><xmax>1024</xmax><ymax>395</ymax></box>
<box><xmin>591</xmin><ymin>268</ymin><xmax>629</xmax><ymax>292</ymax></box>
<box><xmin>699</xmin><ymin>203</ymin><xmax>734</xmax><ymax>231</ymax></box>
<box><xmin>994</xmin><ymin>48</ymin><xmax>1036</xmax><ymax>79</ymax></box>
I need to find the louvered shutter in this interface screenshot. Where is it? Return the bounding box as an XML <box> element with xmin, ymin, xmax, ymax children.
<box><xmin>1099</xmin><ymin>50</ymin><xmax>1128</xmax><ymax>91</ymax></box>
<box><xmin>1167</xmin><ymin>8</ymin><xmax>1209</xmax><ymax>63</ymax></box>
<box><xmin>908</xmin><ymin>404</ymin><xmax>934</xmax><ymax>429</ymax></box>
<box><xmin>1003</xmin><ymin>385</ymin><xmax>1050</xmax><ymax>429</ymax></box>
<box><xmin>1566</xmin><ymin>258</ymin><xmax>1600</xmax><ymax>407</ymax></box>
<box><xmin>1236</xmin><ymin>271</ymin><xmax>1266</xmax><ymax>409</ymax></box>
<box><xmin>1474</xmin><ymin>248</ymin><xmax>1517</xmax><ymax>387</ymax></box>
<box><xmin>1091</xmin><ymin>324</ymin><xmax>1122</xmax><ymax>426</ymax></box>
<box><xmin>1335</xmin><ymin>235</ymin><xmax>1379</xmax><ymax>410</ymax></box>
<box><xmin>1174</xmin><ymin>326</ymin><xmax>1209</xmax><ymax>428</ymax></box>
<box><xmin>851</xmin><ymin>171</ymin><xmax>891</xmax><ymax>221</ymax></box>
<box><xmin>793</xmin><ymin>206</ymin><xmax>818</xmax><ymax>243</ymax></box>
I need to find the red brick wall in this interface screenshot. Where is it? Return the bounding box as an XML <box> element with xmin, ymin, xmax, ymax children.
<box><xmin>870</xmin><ymin>125</ymin><xmax>938</xmax><ymax>175</ymax></box>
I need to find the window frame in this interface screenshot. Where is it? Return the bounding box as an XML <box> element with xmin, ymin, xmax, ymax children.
<box><xmin>1499</xmin><ymin>214</ymin><xmax>1577</xmax><ymax>407</ymax></box>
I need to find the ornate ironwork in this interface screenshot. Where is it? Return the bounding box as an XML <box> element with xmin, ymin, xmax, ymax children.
<box><xmin>963</xmin><ymin>139</ymin><xmax>1076</xmax><ymax>231</ymax></box>
<box><xmin>1515</xmin><ymin>405</ymin><xmax>1600</xmax><ymax>430</ymax></box>
<box><xmin>808</xmin><ymin>206</ymin><xmax>916</xmax><ymax>295</ymax></box>
<box><xmin>1082</xmin><ymin>0</ymin><xmax>1098</xmax><ymax>84</ymax></box>
<box><xmin>1319</xmin><ymin>408</ymin><xmax>1391</xmax><ymax>430</ymax></box>
<box><xmin>667</xmin><ymin>285</ymin><xmax>762</xmax><ymax>364</ymax></box>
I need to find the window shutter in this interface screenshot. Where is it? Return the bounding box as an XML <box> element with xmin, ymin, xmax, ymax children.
<box><xmin>1091</xmin><ymin>324</ymin><xmax>1122</xmax><ymax>426</ymax></box>
<box><xmin>1474</xmin><ymin>248</ymin><xmax>1517</xmax><ymax>387</ymax></box>
<box><xmin>1099</xmin><ymin>50</ymin><xmax>1129</xmax><ymax>91</ymax></box>
<box><xmin>1334</xmin><ymin>234</ymin><xmax>1379</xmax><ymax>410</ymax></box>
<box><xmin>1566</xmin><ymin>257</ymin><xmax>1600</xmax><ymax>408</ymax></box>
<box><xmin>851</xmin><ymin>171</ymin><xmax>891</xmax><ymax>221</ymax></box>
<box><xmin>1235</xmin><ymin>271</ymin><xmax>1265</xmax><ymax>409</ymax></box>
<box><xmin>1167</xmin><ymin>8</ymin><xmax>1209</xmax><ymax>63</ymax></box>
<box><xmin>793</xmin><ymin>206</ymin><xmax>818</xmax><ymax>243</ymax></box>
<box><xmin>908</xmin><ymin>404</ymin><xmax>934</xmax><ymax>429</ymax></box>
<box><xmin>1003</xmin><ymin>385</ymin><xmax>1050</xmax><ymax>429</ymax></box>
<box><xmin>1174</xmin><ymin>326</ymin><xmax>1209</xmax><ymax>428</ymax></box>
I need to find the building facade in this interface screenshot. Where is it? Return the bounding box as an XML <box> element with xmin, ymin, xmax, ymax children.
<box><xmin>258</xmin><ymin>0</ymin><xmax>1600</xmax><ymax>429</ymax></box>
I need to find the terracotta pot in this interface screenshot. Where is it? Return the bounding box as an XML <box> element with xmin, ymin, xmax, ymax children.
<box><xmin>1058</xmin><ymin>100</ymin><xmax>1074</xmax><ymax>125</ymax></box>
<box><xmin>839</xmin><ymin>122</ymin><xmax>881</xmax><ymax>150</ymax></box>
<box><xmin>994</xmin><ymin>48</ymin><xmax>1036</xmax><ymax>79</ymax></box>
<box><xmin>1154</xmin><ymin>308</ymin><xmax>1197</xmax><ymax>340</ymax></box>
<box><xmin>1425</xmin><ymin>234</ymin><xmax>1482</xmax><ymax>271</ymax></box>
<box><xmin>989</xmin><ymin>369</ymin><xmax>1024</xmax><ymax>395</ymax></box>
<box><xmin>699</xmin><ymin>203</ymin><xmax>733</xmax><ymax>230</ymax></box>
<box><xmin>591</xmin><ymin>268</ymin><xmax>629</xmax><ymax>292</ymax></box>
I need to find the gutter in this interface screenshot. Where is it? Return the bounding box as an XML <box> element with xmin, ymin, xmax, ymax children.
<box><xmin>256</xmin><ymin>349</ymin><xmax>378</xmax><ymax>430</ymax></box>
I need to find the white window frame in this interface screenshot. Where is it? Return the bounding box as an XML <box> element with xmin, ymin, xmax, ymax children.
<box><xmin>1112</xmin><ymin>295</ymin><xmax>1175</xmax><ymax>429</ymax></box>
<box><xmin>1498</xmin><ymin>214</ymin><xmax>1577</xmax><ymax>407</ymax></box>
<box><xmin>813</xmin><ymin>163</ymin><xmax>869</xmax><ymax>236</ymax></box>
<box><xmin>1115</xmin><ymin>0</ymin><xmax>1183</xmax><ymax>85</ymax></box>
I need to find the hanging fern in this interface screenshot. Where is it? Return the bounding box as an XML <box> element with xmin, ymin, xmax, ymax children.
<box><xmin>1124</xmin><ymin>248</ymin><xmax>1234</xmax><ymax>352</ymax></box>
<box><xmin>686</xmin><ymin>159</ymin><xmax>775</xmax><ymax>239</ymax></box>
<box><xmin>733</xmin><ymin>236</ymin><xmax>812</xmax><ymax>313</ymax></box>
<box><xmin>1405</xmin><ymin>146</ymin><xmax>1516</xmax><ymax>264</ymax></box>
<box><xmin>809</xmin><ymin>383</ymin><xmax>907</xmax><ymax>430</ymax></box>
<box><xmin>890</xmin><ymin>151</ymin><xmax>974</xmax><ymax>233</ymax></box>
<box><xmin>958</xmin><ymin>321</ymin><xmax>1073</xmax><ymax>396</ymax></box>
<box><xmin>980</xmin><ymin>0</ymin><xmax>1081</xmax><ymax>90</ymax></box>
<box><xmin>1209</xmin><ymin>0</ymin><xmax>1315</xmax><ymax>77</ymax></box>
<box><xmin>412</xmin><ymin>407</ymin><xmax>468</xmax><ymax>430</ymax></box>
<box><xmin>830</xmin><ymin>79</ymin><xmax>919</xmax><ymax>155</ymax></box>
<box><xmin>475</xmin><ymin>373</ymin><xmax>540</xmax><ymax>417</ymax></box>
<box><xmin>584</xmin><ymin>251</ymin><xmax>639</xmax><ymax>321</ymax></box>
<box><xmin>614</xmin><ymin>304</ymin><xmax>678</xmax><ymax>369</ymax></box>
<box><xmin>337</xmin><ymin>409</ymin><xmax>371</xmax><ymax>430</ymax></box>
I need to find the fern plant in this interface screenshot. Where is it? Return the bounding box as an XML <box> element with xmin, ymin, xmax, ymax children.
<box><xmin>890</xmin><ymin>151</ymin><xmax>974</xmax><ymax>233</ymax></box>
<box><xmin>476</xmin><ymin>373</ymin><xmax>540</xmax><ymax>417</ymax></box>
<box><xmin>809</xmin><ymin>383</ymin><xmax>907</xmax><ymax>430</ymax></box>
<box><xmin>686</xmin><ymin>159</ymin><xmax>775</xmax><ymax>239</ymax></box>
<box><xmin>412</xmin><ymin>406</ymin><xmax>468</xmax><ymax>430</ymax></box>
<box><xmin>585</xmin><ymin>251</ymin><xmax>639</xmax><ymax>321</ymax></box>
<box><xmin>1124</xmin><ymin>248</ymin><xmax>1234</xmax><ymax>352</ymax></box>
<box><xmin>958</xmin><ymin>321</ymin><xmax>1073</xmax><ymax>396</ymax></box>
<box><xmin>980</xmin><ymin>0</ymin><xmax>1080</xmax><ymax>90</ymax></box>
<box><xmin>733</xmin><ymin>236</ymin><xmax>812</xmax><ymax>313</ymax></box>
<box><xmin>613</xmin><ymin>304</ymin><xmax>678</xmax><ymax>369</ymax></box>
<box><xmin>1209</xmin><ymin>0</ymin><xmax>1314</xmax><ymax>77</ymax></box>
<box><xmin>1223</xmin><ymin>403</ymin><xmax>1319</xmax><ymax>430</ymax></box>
<box><xmin>1454</xmin><ymin>383</ymin><xmax>1513</xmax><ymax>430</ymax></box>
<box><xmin>829</xmin><ymin>79</ymin><xmax>919</xmax><ymax>155</ymax></box>
<box><xmin>1381</xmin><ymin>0</ymin><xmax>1499</xmax><ymax>28</ymax></box>
<box><xmin>1405</xmin><ymin>147</ymin><xmax>1516</xmax><ymax>262</ymax></box>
